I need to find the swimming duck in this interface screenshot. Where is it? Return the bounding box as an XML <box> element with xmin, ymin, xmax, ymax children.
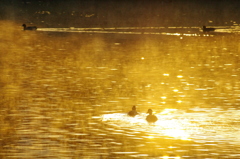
<box><xmin>146</xmin><ymin>109</ymin><xmax>158</xmax><ymax>123</ymax></box>
<box><xmin>128</xmin><ymin>105</ymin><xmax>138</xmax><ymax>117</ymax></box>
<box><xmin>22</xmin><ymin>24</ymin><xmax>37</xmax><ymax>30</ymax></box>
<box><xmin>202</xmin><ymin>26</ymin><xmax>215</xmax><ymax>32</ymax></box>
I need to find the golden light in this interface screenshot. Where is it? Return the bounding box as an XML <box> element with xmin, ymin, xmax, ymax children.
<box><xmin>147</xmin><ymin>135</ymin><xmax>154</xmax><ymax>139</ymax></box>
<box><xmin>164</xmin><ymin>129</ymin><xmax>190</xmax><ymax>141</ymax></box>
<box><xmin>141</xmin><ymin>57</ymin><xmax>145</xmax><ymax>60</ymax></box>
<box><xmin>102</xmin><ymin>109</ymin><xmax>196</xmax><ymax>142</ymax></box>
<box><xmin>163</xmin><ymin>73</ymin><xmax>169</xmax><ymax>76</ymax></box>
<box><xmin>161</xmin><ymin>96</ymin><xmax>167</xmax><ymax>100</ymax></box>
<box><xmin>177</xmin><ymin>75</ymin><xmax>183</xmax><ymax>78</ymax></box>
<box><xmin>146</xmin><ymin>84</ymin><xmax>151</xmax><ymax>87</ymax></box>
<box><xmin>173</xmin><ymin>89</ymin><xmax>178</xmax><ymax>92</ymax></box>
<box><xmin>177</xmin><ymin>100</ymin><xmax>182</xmax><ymax>103</ymax></box>
<box><xmin>160</xmin><ymin>109</ymin><xmax>177</xmax><ymax>114</ymax></box>
<box><xmin>160</xmin><ymin>156</ymin><xmax>181</xmax><ymax>159</ymax></box>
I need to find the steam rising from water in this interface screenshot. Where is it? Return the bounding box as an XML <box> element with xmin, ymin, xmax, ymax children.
<box><xmin>1</xmin><ymin>21</ymin><xmax>240</xmax><ymax>158</ymax></box>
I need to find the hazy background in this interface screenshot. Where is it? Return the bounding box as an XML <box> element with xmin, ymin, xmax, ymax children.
<box><xmin>1</xmin><ymin>0</ymin><xmax>240</xmax><ymax>28</ymax></box>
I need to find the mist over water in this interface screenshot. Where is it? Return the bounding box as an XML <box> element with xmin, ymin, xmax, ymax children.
<box><xmin>1</xmin><ymin>21</ymin><xmax>240</xmax><ymax>158</ymax></box>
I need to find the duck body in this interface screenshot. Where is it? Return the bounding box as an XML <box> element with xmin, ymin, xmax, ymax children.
<box><xmin>128</xmin><ymin>105</ymin><xmax>138</xmax><ymax>117</ymax></box>
<box><xmin>22</xmin><ymin>24</ymin><xmax>37</xmax><ymax>30</ymax></box>
<box><xmin>146</xmin><ymin>109</ymin><xmax>158</xmax><ymax>123</ymax></box>
<box><xmin>202</xmin><ymin>26</ymin><xmax>215</xmax><ymax>32</ymax></box>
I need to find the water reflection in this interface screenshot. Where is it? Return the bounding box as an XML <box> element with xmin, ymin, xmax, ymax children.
<box><xmin>38</xmin><ymin>27</ymin><xmax>207</xmax><ymax>37</ymax></box>
<box><xmin>37</xmin><ymin>25</ymin><xmax>240</xmax><ymax>38</ymax></box>
<box><xmin>1</xmin><ymin>21</ymin><xmax>240</xmax><ymax>158</ymax></box>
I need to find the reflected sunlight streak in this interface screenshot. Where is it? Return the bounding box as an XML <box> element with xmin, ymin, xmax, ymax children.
<box><xmin>101</xmin><ymin>108</ymin><xmax>240</xmax><ymax>151</ymax></box>
<box><xmin>164</xmin><ymin>129</ymin><xmax>190</xmax><ymax>140</ymax></box>
<box><xmin>102</xmin><ymin>109</ymin><xmax>196</xmax><ymax>141</ymax></box>
<box><xmin>160</xmin><ymin>156</ymin><xmax>181</xmax><ymax>159</ymax></box>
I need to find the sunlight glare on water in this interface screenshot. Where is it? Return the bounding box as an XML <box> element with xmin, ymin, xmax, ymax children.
<box><xmin>102</xmin><ymin>108</ymin><xmax>240</xmax><ymax>143</ymax></box>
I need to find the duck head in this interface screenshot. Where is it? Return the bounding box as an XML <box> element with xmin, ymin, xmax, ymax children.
<box><xmin>147</xmin><ymin>109</ymin><xmax>153</xmax><ymax>115</ymax></box>
<box><xmin>132</xmin><ymin>105</ymin><xmax>136</xmax><ymax>110</ymax></box>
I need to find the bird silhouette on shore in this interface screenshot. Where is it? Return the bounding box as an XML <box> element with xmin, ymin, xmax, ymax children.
<box><xmin>22</xmin><ymin>24</ymin><xmax>37</xmax><ymax>31</ymax></box>
<box><xmin>202</xmin><ymin>26</ymin><xmax>215</xmax><ymax>32</ymax></box>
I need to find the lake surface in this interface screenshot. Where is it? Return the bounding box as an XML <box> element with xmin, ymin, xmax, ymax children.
<box><xmin>1</xmin><ymin>23</ymin><xmax>240</xmax><ymax>158</ymax></box>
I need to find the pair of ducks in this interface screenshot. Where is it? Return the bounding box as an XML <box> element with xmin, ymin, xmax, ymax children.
<box><xmin>128</xmin><ymin>106</ymin><xmax>158</xmax><ymax>123</ymax></box>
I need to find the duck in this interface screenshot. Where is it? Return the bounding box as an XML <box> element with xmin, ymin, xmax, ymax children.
<box><xmin>146</xmin><ymin>109</ymin><xmax>158</xmax><ymax>123</ymax></box>
<box><xmin>22</xmin><ymin>24</ymin><xmax>37</xmax><ymax>30</ymax></box>
<box><xmin>202</xmin><ymin>26</ymin><xmax>215</xmax><ymax>32</ymax></box>
<box><xmin>128</xmin><ymin>105</ymin><xmax>138</xmax><ymax>117</ymax></box>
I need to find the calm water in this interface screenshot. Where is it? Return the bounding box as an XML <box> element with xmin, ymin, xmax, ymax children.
<box><xmin>1</xmin><ymin>25</ymin><xmax>240</xmax><ymax>158</ymax></box>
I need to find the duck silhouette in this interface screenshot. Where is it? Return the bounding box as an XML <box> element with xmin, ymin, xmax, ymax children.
<box><xmin>22</xmin><ymin>24</ymin><xmax>37</xmax><ymax>31</ymax></box>
<box><xmin>202</xmin><ymin>26</ymin><xmax>215</xmax><ymax>32</ymax></box>
<box><xmin>146</xmin><ymin>109</ymin><xmax>158</xmax><ymax>123</ymax></box>
<box><xmin>128</xmin><ymin>105</ymin><xmax>138</xmax><ymax>117</ymax></box>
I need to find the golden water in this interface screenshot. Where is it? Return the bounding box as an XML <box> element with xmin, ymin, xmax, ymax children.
<box><xmin>1</xmin><ymin>21</ymin><xmax>240</xmax><ymax>158</ymax></box>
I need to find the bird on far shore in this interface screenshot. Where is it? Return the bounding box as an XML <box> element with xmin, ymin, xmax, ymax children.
<box><xmin>22</xmin><ymin>24</ymin><xmax>37</xmax><ymax>31</ymax></box>
<box><xmin>202</xmin><ymin>26</ymin><xmax>215</xmax><ymax>32</ymax></box>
